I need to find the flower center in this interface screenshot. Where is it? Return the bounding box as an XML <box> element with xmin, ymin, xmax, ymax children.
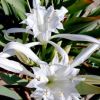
<box><xmin>46</xmin><ymin>76</ymin><xmax>55</xmax><ymax>88</ymax></box>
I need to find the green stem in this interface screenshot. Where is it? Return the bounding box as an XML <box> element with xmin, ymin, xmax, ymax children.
<box><xmin>22</xmin><ymin>33</ymin><xmax>29</xmax><ymax>43</ymax></box>
<box><xmin>42</xmin><ymin>44</ymin><xmax>47</xmax><ymax>60</ymax></box>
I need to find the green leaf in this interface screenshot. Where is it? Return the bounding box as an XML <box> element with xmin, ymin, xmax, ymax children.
<box><xmin>64</xmin><ymin>23</ymin><xmax>90</xmax><ymax>33</ymax></box>
<box><xmin>16</xmin><ymin>10</ymin><xmax>26</xmax><ymax>20</ymax></box>
<box><xmin>1</xmin><ymin>0</ymin><xmax>9</xmax><ymax>15</ymax></box>
<box><xmin>64</xmin><ymin>17</ymin><xmax>100</xmax><ymax>26</ymax></box>
<box><xmin>89</xmin><ymin>57</ymin><xmax>100</xmax><ymax>66</ymax></box>
<box><xmin>77</xmin><ymin>82</ymin><xmax>100</xmax><ymax>95</ymax></box>
<box><xmin>89</xmin><ymin>6</ymin><xmax>100</xmax><ymax>16</ymax></box>
<box><xmin>95</xmin><ymin>51</ymin><xmax>100</xmax><ymax>58</ymax></box>
<box><xmin>80</xmin><ymin>28</ymin><xmax>100</xmax><ymax>37</ymax></box>
<box><xmin>79</xmin><ymin>22</ymin><xmax>97</xmax><ymax>33</ymax></box>
<box><xmin>0</xmin><ymin>73</ymin><xmax>28</xmax><ymax>86</ymax></box>
<box><xmin>0</xmin><ymin>24</ymin><xmax>4</xmax><ymax>29</ymax></box>
<box><xmin>16</xmin><ymin>79</ymin><xmax>28</xmax><ymax>86</ymax></box>
<box><xmin>5</xmin><ymin>0</ymin><xmax>26</xmax><ymax>19</ymax></box>
<box><xmin>80</xmin><ymin>75</ymin><xmax>100</xmax><ymax>84</ymax></box>
<box><xmin>22</xmin><ymin>33</ymin><xmax>29</xmax><ymax>43</ymax></box>
<box><xmin>63</xmin><ymin>16</ymin><xmax>100</xmax><ymax>34</ymax></box>
<box><xmin>68</xmin><ymin>0</ymin><xmax>93</xmax><ymax>13</ymax></box>
<box><xmin>0</xmin><ymin>86</ymin><xmax>22</xmax><ymax>99</ymax></box>
<box><xmin>5</xmin><ymin>0</ymin><xmax>25</xmax><ymax>13</ymax></box>
<box><xmin>0</xmin><ymin>73</ymin><xmax>21</xmax><ymax>85</ymax></box>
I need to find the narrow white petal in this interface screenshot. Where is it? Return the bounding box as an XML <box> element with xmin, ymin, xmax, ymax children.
<box><xmin>57</xmin><ymin>22</ymin><xmax>64</xmax><ymax>29</ymax></box>
<box><xmin>51</xmin><ymin>53</ymin><xmax>59</xmax><ymax>64</ymax></box>
<box><xmin>0</xmin><ymin>52</ymin><xmax>14</xmax><ymax>58</ymax></box>
<box><xmin>65</xmin><ymin>67</ymin><xmax>79</xmax><ymax>77</ymax></box>
<box><xmin>0</xmin><ymin>57</ymin><xmax>34</xmax><ymax>77</ymax></box>
<box><xmin>3</xmin><ymin>42</ymin><xmax>43</xmax><ymax>65</ymax></box>
<box><xmin>30</xmin><ymin>89</ymin><xmax>44</xmax><ymax>100</ymax></box>
<box><xmin>33</xmin><ymin>0</ymin><xmax>40</xmax><ymax>8</ymax></box>
<box><xmin>51</xmin><ymin>34</ymin><xmax>100</xmax><ymax>44</ymax></box>
<box><xmin>26</xmin><ymin>79</ymin><xmax>38</xmax><ymax>88</ymax></box>
<box><xmin>21</xmin><ymin>19</ymin><xmax>27</xmax><ymax>24</ymax></box>
<box><xmin>25</xmin><ymin>42</ymin><xmax>41</xmax><ymax>48</ymax></box>
<box><xmin>50</xmin><ymin>65</ymin><xmax>59</xmax><ymax>75</ymax></box>
<box><xmin>0</xmin><ymin>57</ymin><xmax>23</xmax><ymax>73</ymax></box>
<box><xmin>40</xmin><ymin>64</ymin><xmax>51</xmax><ymax>76</ymax></box>
<box><xmin>60</xmin><ymin>55</ymin><xmax>68</xmax><ymax>65</ymax></box>
<box><xmin>3</xmin><ymin>28</ymin><xmax>33</xmax><ymax>35</ymax></box>
<box><xmin>71</xmin><ymin>93</ymin><xmax>81</xmax><ymax>100</ymax></box>
<box><xmin>32</xmin><ymin>67</ymin><xmax>40</xmax><ymax>74</ymax></box>
<box><xmin>70</xmin><ymin>43</ymin><xmax>100</xmax><ymax>68</ymax></box>
<box><xmin>56</xmin><ymin>6</ymin><xmax>68</xmax><ymax>21</ymax></box>
<box><xmin>48</xmin><ymin>41</ymin><xmax>69</xmax><ymax>65</ymax></box>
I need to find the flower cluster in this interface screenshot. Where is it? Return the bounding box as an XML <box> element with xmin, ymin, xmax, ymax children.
<box><xmin>0</xmin><ymin>0</ymin><xmax>100</xmax><ymax>100</ymax></box>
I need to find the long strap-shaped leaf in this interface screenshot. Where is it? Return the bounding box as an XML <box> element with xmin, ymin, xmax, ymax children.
<box><xmin>0</xmin><ymin>86</ymin><xmax>22</xmax><ymax>99</ymax></box>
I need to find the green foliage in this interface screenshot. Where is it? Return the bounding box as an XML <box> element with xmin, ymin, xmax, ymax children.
<box><xmin>0</xmin><ymin>0</ymin><xmax>27</xmax><ymax>20</ymax></box>
<box><xmin>67</xmin><ymin>0</ymin><xmax>93</xmax><ymax>13</ymax></box>
<box><xmin>0</xmin><ymin>73</ymin><xmax>28</xmax><ymax>85</ymax></box>
<box><xmin>77</xmin><ymin>82</ymin><xmax>100</xmax><ymax>95</ymax></box>
<box><xmin>81</xmin><ymin>75</ymin><xmax>100</xmax><ymax>84</ymax></box>
<box><xmin>1</xmin><ymin>0</ymin><xmax>9</xmax><ymax>15</ymax></box>
<box><xmin>0</xmin><ymin>0</ymin><xmax>100</xmax><ymax>99</ymax></box>
<box><xmin>64</xmin><ymin>17</ymin><xmax>99</xmax><ymax>32</ymax></box>
<box><xmin>0</xmin><ymin>86</ymin><xmax>22</xmax><ymax>99</ymax></box>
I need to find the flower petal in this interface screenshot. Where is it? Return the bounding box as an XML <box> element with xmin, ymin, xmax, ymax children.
<box><xmin>0</xmin><ymin>57</ymin><xmax>23</xmax><ymax>73</ymax></box>
<box><xmin>0</xmin><ymin>57</ymin><xmax>34</xmax><ymax>77</ymax></box>
<box><xmin>48</xmin><ymin>41</ymin><xmax>69</xmax><ymax>65</ymax></box>
<box><xmin>70</xmin><ymin>43</ymin><xmax>100</xmax><ymax>68</ymax></box>
<box><xmin>26</xmin><ymin>79</ymin><xmax>40</xmax><ymax>88</ymax></box>
<box><xmin>0</xmin><ymin>41</ymin><xmax>41</xmax><ymax>58</ymax></box>
<box><xmin>0</xmin><ymin>52</ymin><xmax>14</xmax><ymax>58</ymax></box>
<box><xmin>3</xmin><ymin>28</ymin><xmax>33</xmax><ymax>42</ymax></box>
<box><xmin>51</xmin><ymin>34</ymin><xmax>100</xmax><ymax>44</ymax></box>
<box><xmin>51</xmin><ymin>53</ymin><xmax>59</xmax><ymax>65</ymax></box>
<box><xmin>32</xmin><ymin>0</ymin><xmax>41</xmax><ymax>8</ymax></box>
<box><xmin>3</xmin><ymin>42</ymin><xmax>43</xmax><ymax>65</ymax></box>
<box><xmin>56</xmin><ymin>6</ymin><xmax>68</xmax><ymax>21</ymax></box>
<box><xmin>30</xmin><ymin>89</ymin><xmax>43</xmax><ymax>99</ymax></box>
<box><xmin>3</xmin><ymin>28</ymin><xmax>33</xmax><ymax>35</ymax></box>
<box><xmin>39</xmin><ymin>64</ymin><xmax>51</xmax><ymax>76</ymax></box>
<box><xmin>25</xmin><ymin>42</ymin><xmax>41</xmax><ymax>48</ymax></box>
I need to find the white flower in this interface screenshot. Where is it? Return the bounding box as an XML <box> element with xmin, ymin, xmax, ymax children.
<box><xmin>27</xmin><ymin>54</ymin><xmax>84</xmax><ymax>100</ymax></box>
<box><xmin>3</xmin><ymin>0</ymin><xmax>68</xmax><ymax>44</ymax></box>
<box><xmin>20</xmin><ymin>0</ymin><xmax>100</xmax><ymax>45</ymax></box>
<box><xmin>26</xmin><ymin>41</ymin><xmax>100</xmax><ymax>100</ymax></box>
<box><xmin>21</xmin><ymin>5</ymin><xmax>68</xmax><ymax>44</ymax></box>
<box><xmin>3</xmin><ymin>0</ymin><xmax>100</xmax><ymax>45</ymax></box>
